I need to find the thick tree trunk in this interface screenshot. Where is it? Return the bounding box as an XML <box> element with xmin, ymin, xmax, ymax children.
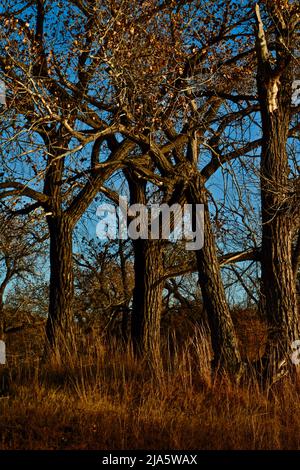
<box><xmin>46</xmin><ymin>215</ymin><xmax>75</xmax><ymax>351</ymax></box>
<box><xmin>131</xmin><ymin>238</ymin><xmax>164</xmax><ymax>366</ymax></box>
<box><xmin>188</xmin><ymin>172</ymin><xmax>242</xmax><ymax>376</ymax></box>
<box><xmin>258</xmin><ymin>107</ymin><xmax>299</xmax><ymax>373</ymax></box>
<box><xmin>126</xmin><ymin>172</ymin><xmax>164</xmax><ymax>367</ymax></box>
<box><xmin>260</xmin><ymin>213</ymin><xmax>299</xmax><ymax>371</ymax></box>
<box><xmin>255</xmin><ymin>4</ymin><xmax>300</xmax><ymax>378</ymax></box>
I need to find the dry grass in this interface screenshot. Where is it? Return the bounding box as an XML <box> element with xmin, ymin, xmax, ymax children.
<box><xmin>1</xmin><ymin>320</ymin><xmax>300</xmax><ymax>450</ymax></box>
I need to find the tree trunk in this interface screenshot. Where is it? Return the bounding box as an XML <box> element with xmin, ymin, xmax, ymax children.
<box><xmin>131</xmin><ymin>238</ymin><xmax>164</xmax><ymax>366</ymax></box>
<box><xmin>258</xmin><ymin>105</ymin><xmax>299</xmax><ymax>374</ymax></box>
<box><xmin>255</xmin><ymin>3</ymin><xmax>300</xmax><ymax>379</ymax></box>
<box><xmin>260</xmin><ymin>213</ymin><xmax>299</xmax><ymax>372</ymax></box>
<box><xmin>188</xmin><ymin>172</ymin><xmax>242</xmax><ymax>376</ymax></box>
<box><xmin>46</xmin><ymin>215</ymin><xmax>75</xmax><ymax>351</ymax></box>
<box><xmin>126</xmin><ymin>172</ymin><xmax>164</xmax><ymax>367</ymax></box>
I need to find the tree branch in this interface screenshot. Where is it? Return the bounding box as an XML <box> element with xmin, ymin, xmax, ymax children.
<box><xmin>0</xmin><ymin>182</ymin><xmax>49</xmax><ymax>205</ymax></box>
<box><xmin>201</xmin><ymin>139</ymin><xmax>262</xmax><ymax>180</ymax></box>
<box><xmin>163</xmin><ymin>248</ymin><xmax>261</xmax><ymax>280</ymax></box>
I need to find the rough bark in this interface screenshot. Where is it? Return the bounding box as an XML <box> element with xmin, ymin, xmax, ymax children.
<box><xmin>127</xmin><ymin>173</ymin><xmax>164</xmax><ymax>367</ymax></box>
<box><xmin>46</xmin><ymin>215</ymin><xmax>75</xmax><ymax>350</ymax></box>
<box><xmin>187</xmin><ymin>171</ymin><xmax>242</xmax><ymax>375</ymax></box>
<box><xmin>131</xmin><ymin>238</ymin><xmax>164</xmax><ymax>366</ymax></box>
<box><xmin>255</xmin><ymin>2</ymin><xmax>300</xmax><ymax>377</ymax></box>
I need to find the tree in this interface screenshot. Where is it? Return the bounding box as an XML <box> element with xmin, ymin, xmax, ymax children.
<box><xmin>0</xmin><ymin>212</ymin><xmax>45</xmax><ymax>339</ymax></box>
<box><xmin>254</xmin><ymin>1</ymin><xmax>300</xmax><ymax>378</ymax></box>
<box><xmin>73</xmin><ymin>235</ymin><xmax>134</xmax><ymax>338</ymax></box>
<box><xmin>0</xmin><ymin>0</ymin><xmax>133</xmax><ymax>352</ymax></box>
<box><xmin>125</xmin><ymin>170</ymin><xmax>165</xmax><ymax>366</ymax></box>
<box><xmin>94</xmin><ymin>0</ymin><xmax>259</xmax><ymax>374</ymax></box>
<box><xmin>1</xmin><ymin>0</ymin><xmax>297</xmax><ymax>380</ymax></box>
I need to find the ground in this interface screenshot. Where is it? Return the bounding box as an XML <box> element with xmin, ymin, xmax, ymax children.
<box><xmin>1</xmin><ymin>309</ymin><xmax>300</xmax><ymax>450</ymax></box>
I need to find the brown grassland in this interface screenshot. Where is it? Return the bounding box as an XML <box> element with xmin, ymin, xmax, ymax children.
<box><xmin>1</xmin><ymin>309</ymin><xmax>300</xmax><ymax>450</ymax></box>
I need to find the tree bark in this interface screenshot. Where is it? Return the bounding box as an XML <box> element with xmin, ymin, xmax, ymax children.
<box><xmin>126</xmin><ymin>172</ymin><xmax>164</xmax><ymax>367</ymax></box>
<box><xmin>131</xmin><ymin>237</ymin><xmax>164</xmax><ymax>365</ymax></box>
<box><xmin>255</xmin><ymin>3</ymin><xmax>300</xmax><ymax>377</ymax></box>
<box><xmin>188</xmin><ymin>171</ymin><xmax>242</xmax><ymax>376</ymax></box>
<box><xmin>46</xmin><ymin>215</ymin><xmax>75</xmax><ymax>351</ymax></box>
<box><xmin>258</xmin><ymin>108</ymin><xmax>299</xmax><ymax>372</ymax></box>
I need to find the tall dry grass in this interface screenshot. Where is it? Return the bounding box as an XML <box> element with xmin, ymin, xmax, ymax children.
<box><xmin>1</xmin><ymin>324</ymin><xmax>300</xmax><ymax>450</ymax></box>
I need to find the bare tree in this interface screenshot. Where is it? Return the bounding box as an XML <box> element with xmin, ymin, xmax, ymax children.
<box><xmin>254</xmin><ymin>1</ymin><xmax>300</xmax><ymax>378</ymax></box>
<box><xmin>0</xmin><ymin>212</ymin><xmax>45</xmax><ymax>339</ymax></box>
<box><xmin>0</xmin><ymin>1</ymin><xmax>133</xmax><ymax>352</ymax></box>
<box><xmin>94</xmin><ymin>0</ymin><xmax>262</xmax><ymax>374</ymax></box>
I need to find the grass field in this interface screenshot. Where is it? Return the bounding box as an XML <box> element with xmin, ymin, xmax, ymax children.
<box><xmin>1</xmin><ymin>311</ymin><xmax>300</xmax><ymax>450</ymax></box>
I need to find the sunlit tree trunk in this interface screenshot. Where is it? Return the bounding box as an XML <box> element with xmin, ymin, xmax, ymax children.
<box><xmin>255</xmin><ymin>2</ymin><xmax>300</xmax><ymax>378</ymax></box>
